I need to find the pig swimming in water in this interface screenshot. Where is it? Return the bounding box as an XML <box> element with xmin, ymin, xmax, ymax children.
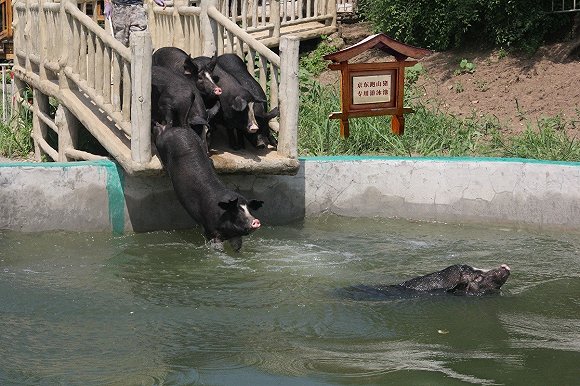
<box><xmin>346</xmin><ymin>264</ymin><xmax>511</xmax><ymax>299</ymax></box>
<box><xmin>152</xmin><ymin>122</ymin><xmax>263</xmax><ymax>251</ymax></box>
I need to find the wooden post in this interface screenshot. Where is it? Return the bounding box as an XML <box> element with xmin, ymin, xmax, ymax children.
<box><xmin>329</xmin><ymin>0</ymin><xmax>337</xmax><ymax>27</ymax></box>
<box><xmin>272</xmin><ymin>0</ymin><xmax>281</xmax><ymax>40</ymax></box>
<box><xmin>201</xmin><ymin>0</ymin><xmax>217</xmax><ymax>57</ymax></box>
<box><xmin>172</xmin><ymin>0</ymin><xmax>187</xmax><ymax>48</ymax></box>
<box><xmin>32</xmin><ymin>88</ymin><xmax>49</xmax><ymax>161</ymax></box>
<box><xmin>38</xmin><ymin>0</ymin><xmax>47</xmax><ymax>81</ymax></box>
<box><xmin>11</xmin><ymin>77</ymin><xmax>26</xmax><ymax>123</ymax></box>
<box><xmin>130</xmin><ymin>31</ymin><xmax>152</xmax><ymax>164</ymax></box>
<box><xmin>55</xmin><ymin>105</ymin><xmax>80</xmax><ymax>162</ymax></box>
<box><xmin>392</xmin><ymin>115</ymin><xmax>404</xmax><ymax>135</ymax></box>
<box><xmin>278</xmin><ymin>35</ymin><xmax>300</xmax><ymax>159</ymax></box>
<box><xmin>339</xmin><ymin>61</ymin><xmax>349</xmax><ymax>138</ymax></box>
<box><xmin>146</xmin><ymin>0</ymin><xmax>156</xmax><ymax>43</ymax></box>
<box><xmin>59</xmin><ymin>0</ymin><xmax>75</xmax><ymax>90</ymax></box>
<box><xmin>393</xmin><ymin>63</ymin><xmax>405</xmax><ymax>134</ymax></box>
<box><xmin>24</xmin><ymin>0</ymin><xmax>32</xmax><ymax>74</ymax></box>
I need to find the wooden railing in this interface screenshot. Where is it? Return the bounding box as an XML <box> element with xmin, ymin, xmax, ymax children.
<box><xmin>548</xmin><ymin>0</ymin><xmax>580</xmax><ymax>12</ymax></box>
<box><xmin>216</xmin><ymin>0</ymin><xmax>336</xmax><ymax>36</ymax></box>
<box><xmin>210</xmin><ymin>0</ymin><xmax>336</xmax><ymax>46</ymax></box>
<box><xmin>13</xmin><ymin>0</ymin><xmax>155</xmax><ymax>171</ymax></box>
<box><xmin>12</xmin><ymin>0</ymin><xmax>301</xmax><ymax>174</ymax></box>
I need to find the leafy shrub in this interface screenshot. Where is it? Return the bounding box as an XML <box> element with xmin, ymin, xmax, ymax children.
<box><xmin>358</xmin><ymin>0</ymin><xmax>574</xmax><ymax>51</ymax></box>
<box><xmin>454</xmin><ymin>59</ymin><xmax>476</xmax><ymax>75</ymax></box>
<box><xmin>299</xmin><ymin>36</ymin><xmax>338</xmax><ymax>77</ymax></box>
<box><xmin>0</xmin><ymin>87</ymin><xmax>34</xmax><ymax>159</ymax></box>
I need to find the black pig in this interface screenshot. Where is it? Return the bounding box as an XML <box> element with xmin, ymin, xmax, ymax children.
<box><xmin>216</xmin><ymin>53</ymin><xmax>279</xmax><ymax>149</ymax></box>
<box><xmin>152</xmin><ymin>122</ymin><xmax>263</xmax><ymax>251</ymax></box>
<box><xmin>152</xmin><ymin>47</ymin><xmax>222</xmax><ymax>100</ymax></box>
<box><xmin>346</xmin><ymin>264</ymin><xmax>511</xmax><ymax>299</ymax></box>
<box><xmin>151</xmin><ymin>66</ymin><xmax>219</xmax><ymax>151</ymax></box>
<box><xmin>192</xmin><ymin>55</ymin><xmax>267</xmax><ymax>150</ymax></box>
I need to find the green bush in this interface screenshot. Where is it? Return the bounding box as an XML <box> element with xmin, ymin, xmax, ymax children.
<box><xmin>0</xmin><ymin>92</ymin><xmax>34</xmax><ymax>159</ymax></box>
<box><xmin>299</xmin><ymin>36</ymin><xmax>338</xmax><ymax>77</ymax></box>
<box><xmin>358</xmin><ymin>0</ymin><xmax>573</xmax><ymax>51</ymax></box>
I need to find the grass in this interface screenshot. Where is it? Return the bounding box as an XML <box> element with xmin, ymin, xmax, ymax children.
<box><xmin>298</xmin><ymin>70</ymin><xmax>580</xmax><ymax>162</ymax></box>
<box><xmin>0</xmin><ymin>100</ymin><xmax>34</xmax><ymax>159</ymax></box>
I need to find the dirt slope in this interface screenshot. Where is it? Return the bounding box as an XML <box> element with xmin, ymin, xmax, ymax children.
<box><xmin>325</xmin><ymin>22</ymin><xmax>580</xmax><ymax>137</ymax></box>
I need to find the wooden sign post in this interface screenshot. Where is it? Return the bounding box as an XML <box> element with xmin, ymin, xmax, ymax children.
<box><xmin>324</xmin><ymin>34</ymin><xmax>432</xmax><ymax>137</ymax></box>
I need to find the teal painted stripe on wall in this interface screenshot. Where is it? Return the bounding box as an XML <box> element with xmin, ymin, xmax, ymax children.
<box><xmin>0</xmin><ymin>160</ymin><xmax>126</xmax><ymax>234</ymax></box>
<box><xmin>101</xmin><ymin>161</ymin><xmax>126</xmax><ymax>235</ymax></box>
<box><xmin>299</xmin><ymin>155</ymin><xmax>580</xmax><ymax>166</ymax></box>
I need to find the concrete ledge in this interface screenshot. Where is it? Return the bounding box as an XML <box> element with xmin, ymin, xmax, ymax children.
<box><xmin>1</xmin><ymin>157</ymin><xmax>579</xmax><ymax>233</ymax></box>
<box><xmin>296</xmin><ymin>157</ymin><xmax>580</xmax><ymax>231</ymax></box>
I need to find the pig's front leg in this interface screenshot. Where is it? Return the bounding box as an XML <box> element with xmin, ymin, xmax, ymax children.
<box><xmin>228</xmin><ymin>237</ymin><xmax>243</xmax><ymax>252</ymax></box>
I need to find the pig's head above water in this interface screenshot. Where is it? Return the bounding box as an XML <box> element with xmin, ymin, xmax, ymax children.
<box><xmin>217</xmin><ymin>196</ymin><xmax>262</xmax><ymax>236</ymax></box>
<box><xmin>212</xmin><ymin>195</ymin><xmax>263</xmax><ymax>251</ymax></box>
<box><xmin>399</xmin><ymin>264</ymin><xmax>511</xmax><ymax>295</ymax></box>
<box><xmin>450</xmin><ymin>264</ymin><xmax>511</xmax><ymax>295</ymax></box>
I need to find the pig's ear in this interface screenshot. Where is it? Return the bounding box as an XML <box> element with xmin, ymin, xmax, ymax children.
<box><xmin>183</xmin><ymin>57</ymin><xmax>197</xmax><ymax>75</ymax></box>
<box><xmin>232</xmin><ymin>96</ymin><xmax>248</xmax><ymax>111</ymax></box>
<box><xmin>207</xmin><ymin>101</ymin><xmax>221</xmax><ymax>120</ymax></box>
<box><xmin>254</xmin><ymin>95</ymin><xmax>267</xmax><ymax>104</ymax></box>
<box><xmin>264</xmin><ymin>106</ymin><xmax>279</xmax><ymax>120</ymax></box>
<box><xmin>218</xmin><ymin>198</ymin><xmax>239</xmax><ymax>211</ymax></box>
<box><xmin>248</xmin><ymin>200</ymin><xmax>263</xmax><ymax>210</ymax></box>
<box><xmin>189</xmin><ymin>116</ymin><xmax>208</xmax><ymax>127</ymax></box>
<box><xmin>208</xmin><ymin>56</ymin><xmax>218</xmax><ymax>71</ymax></box>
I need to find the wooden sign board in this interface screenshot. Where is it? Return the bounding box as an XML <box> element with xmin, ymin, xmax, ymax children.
<box><xmin>324</xmin><ymin>34</ymin><xmax>432</xmax><ymax>138</ymax></box>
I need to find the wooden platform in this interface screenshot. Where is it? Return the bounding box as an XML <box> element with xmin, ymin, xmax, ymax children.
<box><xmin>253</xmin><ymin>21</ymin><xmax>337</xmax><ymax>47</ymax></box>
<box><xmin>210</xmin><ymin>146</ymin><xmax>300</xmax><ymax>175</ymax></box>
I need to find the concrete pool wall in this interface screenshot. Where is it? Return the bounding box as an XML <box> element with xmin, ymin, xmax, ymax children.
<box><xmin>1</xmin><ymin>157</ymin><xmax>580</xmax><ymax>233</ymax></box>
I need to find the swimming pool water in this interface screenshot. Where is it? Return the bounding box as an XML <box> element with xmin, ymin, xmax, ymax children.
<box><xmin>1</xmin><ymin>216</ymin><xmax>579</xmax><ymax>385</ymax></box>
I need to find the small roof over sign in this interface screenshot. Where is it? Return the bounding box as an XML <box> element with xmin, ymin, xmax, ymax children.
<box><xmin>324</xmin><ymin>33</ymin><xmax>433</xmax><ymax>63</ymax></box>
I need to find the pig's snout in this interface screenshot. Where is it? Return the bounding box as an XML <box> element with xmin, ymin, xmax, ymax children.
<box><xmin>214</xmin><ymin>87</ymin><xmax>222</xmax><ymax>96</ymax></box>
<box><xmin>501</xmin><ymin>264</ymin><xmax>510</xmax><ymax>271</ymax></box>
<box><xmin>251</xmin><ymin>218</ymin><xmax>261</xmax><ymax>229</ymax></box>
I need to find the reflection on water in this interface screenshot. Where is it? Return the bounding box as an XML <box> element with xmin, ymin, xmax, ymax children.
<box><xmin>1</xmin><ymin>216</ymin><xmax>579</xmax><ymax>385</ymax></box>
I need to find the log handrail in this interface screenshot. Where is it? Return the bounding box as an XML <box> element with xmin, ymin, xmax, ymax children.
<box><xmin>207</xmin><ymin>5</ymin><xmax>281</xmax><ymax>66</ymax></box>
<box><xmin>64</xmin><ymin>2</ymin><xmax>130</xmax><ymax>61</ymax></box>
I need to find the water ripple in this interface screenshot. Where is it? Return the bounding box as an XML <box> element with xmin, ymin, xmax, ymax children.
<box><xmin>501</xmin><ymin>313</ymin><xmax>580</xmax><ymax>352</ymax></box>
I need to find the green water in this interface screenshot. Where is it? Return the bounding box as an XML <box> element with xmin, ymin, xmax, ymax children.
<box><xmin>1</xmin><ymin>216</ymin><xmax>579</xmax><ymax>385</ymax></box>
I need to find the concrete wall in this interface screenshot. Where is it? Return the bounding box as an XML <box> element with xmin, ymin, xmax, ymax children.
<box><xmin>2</xmin><ymin>157</ymin><xmax>580</xmax><ymax>233</ymax></box>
